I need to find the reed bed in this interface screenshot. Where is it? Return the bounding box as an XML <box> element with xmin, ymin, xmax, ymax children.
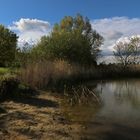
<box><xmin>19</xmin><ymin>60</ymin><xmax>140</xmax><ymax>93</ymax></box>
<box><xmin>65</xmin><ymin>86</ymin><xmax>101</xmax><ymax>106</ymax></box>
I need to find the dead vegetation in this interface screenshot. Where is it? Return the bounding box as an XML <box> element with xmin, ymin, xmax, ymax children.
<box><xmin>0</xmin><ymin>92</ymin><xmax>82</xmax><ymax>140</ymax></box>
<box><xmin>64</xmin><ymin>86</ymin><xmax>102</xmax><ymax>106</ymax></box>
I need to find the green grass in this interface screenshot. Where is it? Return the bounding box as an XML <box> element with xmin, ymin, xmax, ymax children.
<box><xmin>0</xmin><ymin>67</ymin><xmax>18</xmax><ymax>80</ymax></box>
<box><xmin>0</xmin><ymin>67</ymin><xmax>10</xmax><ymax>75</ymax></box>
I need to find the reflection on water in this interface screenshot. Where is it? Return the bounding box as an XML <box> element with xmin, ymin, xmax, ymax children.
<box><xmin>96</xmin><ymin>80</ymin><xmax>140</xmax><ymax>123</ymax></box>
<box><xmin>62</xmin><ymin>79</ymin><xmax>140</xmax><ymax>140</ymax></box>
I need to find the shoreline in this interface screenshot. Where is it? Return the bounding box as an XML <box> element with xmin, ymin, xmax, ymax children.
<box><xmin>0</xmin><ymin>92</ymin><xmax>82</xmax><ymax>140</ymax></box>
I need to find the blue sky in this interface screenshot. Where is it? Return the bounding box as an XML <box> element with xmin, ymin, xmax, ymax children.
<box><xmin>1</xmin><ymin>0</ymin><xmax>140</xmax><ymax>59</ymax></box>
<box><xmin>1</xmin><ymin>0</ymin><xmax>140</xmax><ymax>25</ymax></box>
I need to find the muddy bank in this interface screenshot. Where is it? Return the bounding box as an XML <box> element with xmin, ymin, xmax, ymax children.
<box><xmin>0</xmin><ymin>92</ymin><xmax>82</xmax><ymax>140</ymax></box>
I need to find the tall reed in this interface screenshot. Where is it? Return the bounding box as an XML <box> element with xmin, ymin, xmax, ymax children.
<box><xmin>19</xmin><ymin>60</ymin><xmax>140</xmax><ymax>91</ymax></box>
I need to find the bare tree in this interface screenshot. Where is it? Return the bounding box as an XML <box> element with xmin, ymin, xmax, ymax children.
<box><xmin>130</xmin><ymin>37</ymin><xmax>140</xmax><ymax>63</ymax></box>
<box><xmin>113</xmin><ymin>37</ymin><xmax>140</xmax><ymax>67</ymax></box>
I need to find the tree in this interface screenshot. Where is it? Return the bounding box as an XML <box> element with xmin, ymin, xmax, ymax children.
<box><xmin>113</xmin><ymin>36</ymin><xmax>140</xmax><ymax>67</ymax></box>
<box><xmin>14</xmin><ymin>42</ymin><xmax>32</xmax><ymax>67</ymax></box>
<box><xmin>0</xmin><ymin>25</ymin><xmax>18</xmax><ymax>67</ymax></box>
<box><xmin>33</xmin><ymin>14</ymin><xmax>103</xmax><ymax>65</ymax></box>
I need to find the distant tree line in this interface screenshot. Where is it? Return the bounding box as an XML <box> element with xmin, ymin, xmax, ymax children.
<box><xmin>1</xmin><ymin>14</ymin><xmax>140</xmax><ymax>68</ymax></box>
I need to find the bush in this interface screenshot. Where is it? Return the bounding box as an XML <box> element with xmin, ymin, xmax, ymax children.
<box><xmin>0</xmin><ymin>77</ymin><xmax>37</xmax><ymax>101</ymax></box>
<box><xmin>0</xmin><ymin>78</ymin><xmax>19</xmax><ymax>100</ymax></box>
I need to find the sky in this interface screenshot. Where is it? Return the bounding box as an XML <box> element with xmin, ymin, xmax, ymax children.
<box><xmin>1</xmin><ymin>0</ymin><xmax>140</xmax><ymax>58</ymax></box>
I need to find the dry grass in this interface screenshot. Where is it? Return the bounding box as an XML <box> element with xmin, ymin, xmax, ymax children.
<box><xmin>65</xmin><ymin>86</ymin><xmax>101</xmax><ymax>106</ymax></box>
<box><xmin>19</xmin><ymin>60</ymin><xmax>80</xmax><ymax>89</ymax></box>
<box><xmin>19</xmin><ymin>60</ymin><xmax>100</xmax><ymax>90</ymax></box>
<box><xmin>0</xmin><ymin>92</ymin><xmax>82</xmax><ymax>140</ymax></box>
<box><xmin>19</xmin><ymin>60</ymin><xmax>140</xmax><ymax>91</ymax></box>
<box><xmin>19</xmin><ymin>61</ymin><xmax>54</xmax><ymax>89</ymax></box>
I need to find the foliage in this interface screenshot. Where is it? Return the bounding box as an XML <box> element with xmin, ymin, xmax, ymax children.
<box><xmin>14</xmin><ymin>44</ymin><xmax>32</xmax><ymax>67</ymax></box>
<box><xmin>0</xmin><ymin>25</ymin><xmax>18</xmax><ymax>67</ymax></box>
<box><xmin>32</xmin><ymin>14</ymin><xmax>103</xmax><ymax>65</ymax></box>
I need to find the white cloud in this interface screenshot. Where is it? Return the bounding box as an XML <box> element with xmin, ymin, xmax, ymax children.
<box><xmin>91</xmin><ymin>17</ymin><xmax>140</xmax><ymax>55</ymax></box>
<box><xmin>9</xmin><ymin>18</ymin><xmax>51</xmax><ymax>46</ymax></box>
<box><xmin>8</xmin><ymin>17</ymin><xmax>140</xmax><ymax>62</ymax></box>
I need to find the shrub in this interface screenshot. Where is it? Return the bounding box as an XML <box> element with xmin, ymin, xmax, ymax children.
<box><xmin>0</xmin><ymin>78</ymin><xmax>19</xmax><ymax>100</ymax></box>
<box><xmin>0</xmin><ymin>77</ymin><xmax>38</xmax><ymax>101</ymax></box>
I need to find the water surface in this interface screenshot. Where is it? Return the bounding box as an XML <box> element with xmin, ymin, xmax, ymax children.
<box><xmin>62</xmin><ymin>79</ymin><xmax>140</xmax><ymax>140</ymax></box>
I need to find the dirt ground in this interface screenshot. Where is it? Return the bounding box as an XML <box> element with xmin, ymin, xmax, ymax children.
<box><xmin>0</xmin><ymin>92</ymin><xmax>82</xmax><ymax>140</ymax></box>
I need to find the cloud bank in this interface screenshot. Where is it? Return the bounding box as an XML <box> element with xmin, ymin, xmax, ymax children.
<box><xmin>9</xmin><ymin>18</ymin><xmax>50</xmax><ymax>46</ymax></box>
<box><xmin>91</xmin><ymin>17</ymin><xmax>140</xmax><ymax>55</ymax></box>
<box><xmin>9</xmin><ymin>17</ymin><xmax>140</xmax><ymax>61</ymax></box>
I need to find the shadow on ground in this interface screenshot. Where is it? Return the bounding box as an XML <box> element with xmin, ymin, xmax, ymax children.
<box><xmin>13</xmin><ymin>97</ymin><xmax>59</xmax><ymax>108</ymax></box>
<box><xmin>0</xmin><ymin>94</ymin><xmax>60</xmax><ymax>139</ymax></box>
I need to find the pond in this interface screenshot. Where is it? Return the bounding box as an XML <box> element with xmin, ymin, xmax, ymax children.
<box><xmin>62</xmin><ymin>79</ymin><xmax>140</xmax><ymax>140</ymax></box>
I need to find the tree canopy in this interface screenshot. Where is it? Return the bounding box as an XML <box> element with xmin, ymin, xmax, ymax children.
<box><xmin>32</xmin><ymin>14</ymin><xmax>103</xmax><ymax>65</ymax></box>
<box><xmin>0</xmin><ymin>25</ymin><xmax>18</xmax><ymax>67</ymax></box>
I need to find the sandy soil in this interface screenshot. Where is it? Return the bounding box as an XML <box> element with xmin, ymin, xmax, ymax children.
<box><xmin>0</xmin><ymin>92</ymin><xmax>82</xmax><ymax>140</ymax></box>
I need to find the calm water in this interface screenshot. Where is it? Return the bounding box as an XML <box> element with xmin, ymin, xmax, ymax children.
<box><xmin>62</xmin><ymin>79</ymin><xmax>140</xmax><ymax>140</ymax></box>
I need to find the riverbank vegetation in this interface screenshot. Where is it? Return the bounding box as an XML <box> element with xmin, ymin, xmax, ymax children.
<box><xmin>0</xmin><ymin>14</ymin><xmax>140</xmax><ymax>100</ymax></box>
